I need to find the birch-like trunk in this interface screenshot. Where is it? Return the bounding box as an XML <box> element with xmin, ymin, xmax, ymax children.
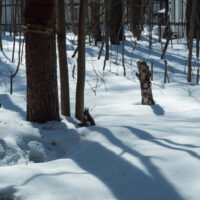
<box><xmin>136</xmin><ymin>60</ymin><xmax>155</xmax><ymax>105</ymax></box>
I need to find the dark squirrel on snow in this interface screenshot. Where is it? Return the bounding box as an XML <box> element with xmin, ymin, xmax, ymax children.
<box><xmin>79</xmin><ymin>108</ymin><xmax>95</xmax><ymax>127</ymax></box>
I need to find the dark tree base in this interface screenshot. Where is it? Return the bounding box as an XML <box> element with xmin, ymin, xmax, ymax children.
<box><xmin>25</xmin><ymin>32</ymin><xmax>60</xmax><ymax>123</ymax></box>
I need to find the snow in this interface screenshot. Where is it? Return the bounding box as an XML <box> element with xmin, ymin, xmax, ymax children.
<box><xmin>0</xmin><ymin>31</ymin><xmax>200</xmax><ymax>200</ymax></box>
<box><xmin>155</xmin><ymin>8</ymin><xmax>165</xmax><ymax>14</ymax></box>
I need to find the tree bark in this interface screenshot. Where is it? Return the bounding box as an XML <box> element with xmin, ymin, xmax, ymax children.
<box><xmin>69</xmin><ymin>0</ymin><xmax>77</xmax><ymax>34</ymax></box>
<box><xmin>110</xmin><ymin>0</ymin><xmax>123</xmax><ymax>44</ymax></box>
<box><xmin>129</xmin><ymin>0</ymin><xmax>144</xmax><ymax>40</ymax></box>
<box><xmin>161</xmin><ymin>25</ymin><xmax>173</xmax><ymax>59</ymax></box>
<box><xmin>136</xmin><ymin>60</ymin><xmax>155</xmax><ymax>105</ymax></box>
<box><xmin>24</xmin><ymin>1</ymin><xmax>60</xmax><ymax>123</ymax></box>
<box><xmin>0</xmin><ymin>0</ymin><xmax>3</xmax><ymax>51</ymax></box>
<box><xmin>75</xmin><ymin>0</ymin><xmax>88</xmax><ymax>120</ymax></box>
<box><xmin>165</xmin><ymin>0</ymin><xmax>169</xmax><ymax>23</ymax></box>
<box><xmin>186</xmin><ymin>0</ymin><xmax>192</xmax><ymax>40</ymax></box>
<box><xmin>56</xmin><ymin>0</ymin><xmax>70</xmax><ymax>116</ymax></box>
<box><xmin>91</xmin><ymin>0</ymin><xmax>102</xmax><ymax>45</ymax></box>
<box><xmin>105</xmin><ymin>0</ymin><xmax>110</xmax><ymax>61</ymax></box>
<box><xmin>187</xmin><ymin>0</ymin><xmax>197</xmax><ymax>82</ymax></box>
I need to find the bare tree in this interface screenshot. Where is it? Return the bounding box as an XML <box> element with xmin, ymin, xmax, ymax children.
<box><xmin>69</xmin><ymin>0</ymin><xmax>77</xmax><ymax>34</ymax></box>
<box><xmin>128</xmin><ymin>0</ymin><xmax>146</xmax><ymax>40</ymax></box>
<box><xmin>90</xmin><ymin>0</ymin><xmax>102</xmax><ymax>45</ymax></box>
<box><xmin>0</xmin><ymin>0</ymin><xmax>3</xmax><ymax>51</ymax></box>
<box><xmin>56</xmin><ymin>0</ymin><xmax>70</xmax><ymax>116</ymax></box>
<box><xmin>105</xmin><ymin>0</ymin><xmax>110</xmax><ymax>61</ymax></box>
<box><xmin>75</xmin><ymin>0</ymin><xmax>88</xmax><ymax>120</ymax></box>
<box><xmin>187</xmin><ymin>0</ymin><xmax>197</xmax><ymax>82</ymax></box>
<box><xmin>110</xmin><ymin>0</ymin><xmax>123</xmax><ymax>44</ymax></box>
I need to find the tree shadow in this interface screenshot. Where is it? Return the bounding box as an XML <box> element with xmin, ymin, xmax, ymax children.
<box><xmin>0</xmin><ymin>58</ymin><xmax>13</xmax><ymax>71</ymax></box>
<box><xmin>0</xmin><ymin>185</ymin><xmax>17</xmax><ymax>200</ymax></box>
<box><xmin>157</xmin><ymin>138</ymin><xmax>200</xmax><ymax>149</ymax></box>
<box><xmin>63</xmin><ymin>116</ymin><xmax>80</xmax><ymax>128</ymax></box>
<box><xmin>0</xmin><ymin>171</ymin><xmax>88</xmax><ymax>200</ymax></box>
<box><xmin>0</xmin><ymin>96</ymin><xmax>190</xmax><ymax>200</ymax></box>
<box><xmin>124</xmin><ymin>126</ymin><xmax>200</xmax><ymax>160</ymax></box>
<box><xmin>117</xmin><ymin>39</ymin><xmax>186</xmax><ymax>75</ymax></box>
<box><xmin>20</xmin><ymin>171</ymin><xmax>88</xmax><ymax>187</ymax></box>
<box><xmin>0</xmin><ymin>94</ymin><xmax>26</xmax><ymax>119</ymax></box>
<box><xmin>150</xmin><ymin>104</ymin><xmax>165</xmax><ymax>116</ymax></box>
<box><xmin>72</xmin><ymin>126</ymin><xmax>185</xmax><ymax>200</ymax></box>
<box><xmin>0</xmin><ymin>94</ymin><xmax>81</xmax><ymax>163</ymax></box>
<box><xmin>2</xmin><ymin>34</ymin><xmax>22</xmax><ymax>43</ymax></box>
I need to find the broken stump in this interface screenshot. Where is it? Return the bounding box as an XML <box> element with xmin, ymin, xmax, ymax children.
<box><xmin>136</xmin><ymin>60</ymin><xmax>155</xmax><ymax>105</ymax></box>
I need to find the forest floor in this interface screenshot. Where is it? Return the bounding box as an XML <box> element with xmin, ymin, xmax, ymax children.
<box><xmin>0</xmin><ymin>29</ymin><xmax>200</xmax><ymax>200</ymax></box>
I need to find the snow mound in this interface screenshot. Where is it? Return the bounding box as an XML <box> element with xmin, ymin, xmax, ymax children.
<box><xmin>0</xmin><ymin>138</ymin><xmax>22</xmax><ymax>166</ymax></box>
<box><xmin>28</xmin><ymin>141</ymin><xmax>46</xmax><ymax>163</ymax></box>
<box><xmin>0</xmin><ymin>139</ymin><xmax>7</xmax><ymax>159</ymax></box>
<box><xmin>0</xmin><ymin>120</ymin><xmax>81</xmax><ymax>166</ymax></box>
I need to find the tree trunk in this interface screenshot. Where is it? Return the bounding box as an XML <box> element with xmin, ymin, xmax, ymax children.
<box><xmin>121</xmin><ymin>0</ymin><xmax>126</xmax><ymax>76</ymax></box>
<box><xmin>24</xmin><ymin>1</ymin><xmax>60</xmax><ymax>123</ymax></box>
<box><xmin>105</xmin><ymin>0</ymin><xmax>110</xmax><ymax>61</ymax></box>
<box><xmin>75</xmin><ymin>0</ymin><xmax>88</xmax><ymax>120</ymax></box>
<box><xmin>187</xmin><ymin>0</ymin><xmax>197</xmax><ymax>82</ymax></box>
<box><xmin>56</xmin><ymin>0</ymin><xmax>70</xmax><ymax>116</ymax></box>
<box><xmin>129</xmin><ymin>0</ymin><xmax>144</xmax><ymax>40</ymax></box>
<box><xmin>110</xmin><ymin>0</ymin><xmax>123</xmax><ymax>44</ymax></box>
<box><xmin>0</xmin><ymin>0</ymin><xmax>3</xmax><ymax>51</ymax></box>
<box><xmin>69</xmin><ymin>0</ymin><xmax>77</xmax><ymax>34</ymax></box>
<box><xmin>186</xmin><ymin>0</ymin><xmax>192</xmax><ymax>40</ymax></box>
<box><xmin>91</xmin><ymin>0</ymin><xmax>102</xmax><ymax>45</ymax></box>
<box><xmin>136</xmin><ymin>60</ymin><xmax>155</xmax><ymax>105</ymax></box>
<box><xmin>196</xmin><ymin>29</ymin><xmax>199</xmax><ymax>58</ymax></box>
<box><xmin>165</xmin><ymin>0</ymin><xmax>169</xmax><ymax>23</ymax></box>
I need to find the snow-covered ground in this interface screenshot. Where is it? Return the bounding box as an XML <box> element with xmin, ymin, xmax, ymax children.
<box><xmin>0</xmin><ymin>30</ymin><xmax>200</xmax><ymax>200</ymax></box>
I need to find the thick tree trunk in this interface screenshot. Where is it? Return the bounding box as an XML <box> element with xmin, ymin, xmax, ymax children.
<box><xmin>75</xmin><ymin>0</ymin><xmax>88</xmax><ymax>120</ymax></box>
<box><xmin>24</xmin><ymin>1</ymin><xmax>60</xmax><ymax>123</ymax></box>
<box><xmin>136</xmin><ymin>60</ymin><xmax>155</xmax><ymax>105</ymax></box>
<box><xmin>25</xmin><ymin>32</ymin><xmax>60</xmax><ymax>122</ymax></box>
<box><xmin>56</xmin><ymin>0</ymin><xmax>70</xmax><ymax>116</ymax></box>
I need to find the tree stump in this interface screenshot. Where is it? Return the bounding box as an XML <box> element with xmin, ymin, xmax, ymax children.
<box><xmin>136</xmin><ymin>60</ymin><xmax>155</xmax><ymax>105</ymax></box>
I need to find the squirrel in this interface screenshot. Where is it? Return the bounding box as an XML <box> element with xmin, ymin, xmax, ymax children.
<box><xmin>78</xmin><ymin>108</ymin><xmax>95</xmax><ymax>127</ymax></box>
